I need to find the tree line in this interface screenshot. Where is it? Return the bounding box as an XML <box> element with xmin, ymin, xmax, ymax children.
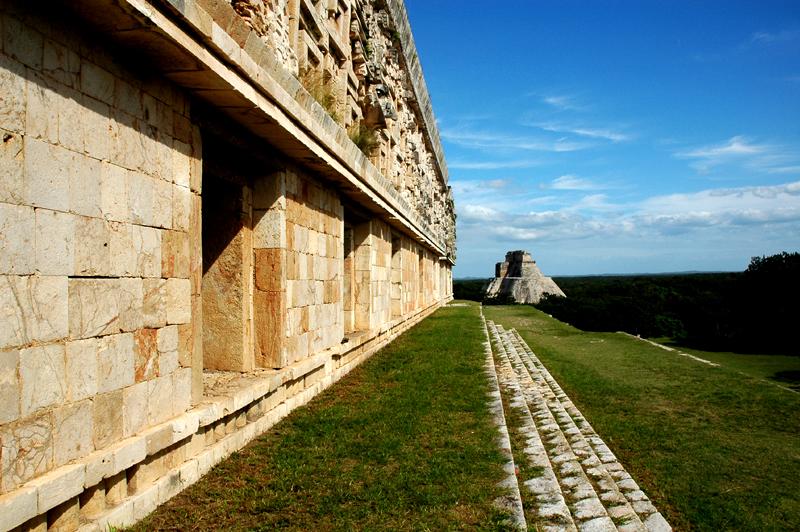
<box><xmin>454</xmin><ymin>252</ymin><xmax>799</xmax><ymax>354</ymax></box>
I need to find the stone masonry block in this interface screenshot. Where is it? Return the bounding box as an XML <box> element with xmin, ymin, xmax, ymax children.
<box><xmin>148</xmin><ymin>375</ymin><xmax>173</xmax><ymax>426</ymax></box>
<box><xmin>142</xmin><ymin>278</ymin><xmax>166</xmax><ymax>328</ymax></box>
<box><xmin>65</xmin><ymin>338</ymin><xmax>98</xmax><ymax>402</ymax></box>
<box><xmin>172</xmin><ymin>183</ymin><xmax>191</xmax><ymax>232</ymax></box>
<box><xmin>83</xmin><ymin>97</ymin><xmax>111</xmax><ymax>162</ymax></box>
<box><xmin>0</xmin><ymin>53</ymin><xmax>27</xmax><ymax>134</ymax></box>
<box><xmin>20</xmin><ymin>344</ymin><xmax>66</xmax><ymax>416</ymax></box>
<box><xmin>127</xmin><ymin>170</ymin><xmax>155</xmax><ymax>226</ymax></box>
<box><xmin>23</xmin><ymin>136</ymin><xmax>70</xmax><ymax>211</ymax></box>
<box><xmin>153</xmin><ymin>177</ymin><xmax>173</xmax><ymax>229</ymax></box>
<box><xmin>100</xmin><ymin>163</ymin><xmax>129</xmax><ymax>222</ymax></box>
<box><xmin>0</xmin><ymin>274</ymin><xmax>68</xmax><ymax>349</ymax></box>
<box><xmin>119</xmin><ymin>277</ymin><xmax>145</xmax><ymax>332</ymax></box>
<box><xmin>57</xmin><ymin>87</ymin><xmax>85</xmax><ymax>154</ymax></box>
<box><xmin>53</xmin><ymin>399</ymin><xmax>94</xmax><ymax>466</ymax></box>
<box><xmin>134</xmin><ymin>328</ymin><xmax>158</xmax><ymax>382</ymax></box>
<box><xmin>35</xmin><ymin>208</ymin><xmax>74</xmax><ymax>276</ymax></box>
<box><xmin>69</xmin><ymin>154</ymin><xmax>103</xmax><ymax>219</ymax></box>
<box><xmin>172</xmin><ymin>367</ymin><xmax>192</xmax><ymax>416</ymax></box>
<box><xmin>253</xmin><ymin>208</ymin><xmax>284</xmax><ymax>248</ymax></box>
<box><xmin>254</xmin><ymin>248</ymin><xmax>285</xmax><ymax>292</ymax></box>
<box><xmin>68</xmin><ymin>278</ymin><xmax>120</xmax><ymax>339</ymax></box>
<box><xmin>111</xmin><ymin>437</ymin><xmax>146</xmax><ymax>474</ymax></box>
<box><xmin>0</xmin><ymin>349</ymin><xmax>20</xmax><ymax>424</ymax></box>
<box><xmin>0</xmin><ymin>202</ymin><xmax>34</xmax><ymax>275</ymax></box>
<box><xmin>74</xmin><ymin>215</ymin><xmax>111</xmax><ymax>276</ymax></box>
<box><xmin>123</xmin><ymin>380</ymin><xmax>149</xmax><ymax>438</ymax></box>
<box><xmin>0</xmin><ymin>486</ymin><xmax>37</xmax><ymax>532</ymax></box>
<box><xmin>81</xmin><ymin>61</ymin><xmax>113</xmax><ymax>105</ymax></box>
<box><xmin>25</xmin><ymin>74</ymin><xmax>58</xmax><ymax>144</ymax></box>
<box><xmin>165</xmin><ymin>278</ymin><xmax>191</xmax><ymax>324</ymax></box>
<box><xmin>28</xmin><ymin>463</ymin><xmax>85</xmax><ymax>514</ymax></box>
<box><xmin>97</xmin><ymin>333</ymin><xmax>135</xmax><ymax>394</ymax></box>
<box><xmin>93</xmin><ymin>390</ymin><xmax>123</xmax><ymax>451</ymax></box>
<box><xmin>1</xmin><ymin>411</ymin><xmax>54</xmax><ymax>493</ymax></box>
<box><xmin>0</xmin><ymin>129</ymin><xmax>24</xmax><ymax>205</ymax></box>
<box><xmin>161</xmin><ymin>229</ymin><xmax>190</xmax><ymax>279</ymax></box>
<box><xmin>172</xmin><ymin>140</ymin><xmax>191</xmax><ymax>189</ymax></box>
<box><xmin>138</xmin><ymin>225</ymin><xmax>162</xmax><ymax>278</ymax></box>
<box><xmin>42</xmin><ymin>39</ymin><xmax>81</xmax><ymax>89</ymax></box>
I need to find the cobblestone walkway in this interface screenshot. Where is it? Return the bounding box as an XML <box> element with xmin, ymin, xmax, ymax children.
<box><xmin>483</xmin><ymin>313</ymin><xmax>671</xmax><ymax>532</ymax></box>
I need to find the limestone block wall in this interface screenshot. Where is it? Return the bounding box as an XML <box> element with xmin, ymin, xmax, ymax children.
<box><xmin>284</xmin><ymin>170</ymin><xmax>344</xmax><ymax>363</ymax></box>
<box><xmin>0</xmin><ymin>1</ymin><xmax>455</xmax><ymax>530</ymax></box>
<box><xmin>0</xmin><ymin>2</ymin><xmax>201</xmax><ymax>503</ymax></box>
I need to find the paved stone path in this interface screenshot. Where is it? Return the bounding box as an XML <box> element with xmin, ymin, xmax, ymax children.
<box><xmin>483</xmin><ymin>314</ymin><xmax>671</xmax><ymax>532</ymax></box>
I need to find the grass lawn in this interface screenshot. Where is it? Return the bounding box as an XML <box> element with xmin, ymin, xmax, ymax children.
<box><xmin>485</xmin><ymin>304</ymin><xmax>800</xmax><ymax>531</ymax></box>
<box><xmin>131</xmin><ymin>301</ymin><xmax>510</xmax><ymax>531</ymax></box>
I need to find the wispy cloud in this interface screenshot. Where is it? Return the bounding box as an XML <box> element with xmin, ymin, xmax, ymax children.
<box><xmin>675</xmin><ymin>135</ymin><xmax>772</xmax><ymax>172</ymax></box>
<box><xmin>441</xmin><ymin>129</ymin><xmax>590</xmax><ymax>152</ymax></box>
<box><xmin>533</xmin><ymin>121</ymin><xmax>632</xmax><ymax>142</ymax></box>
<box><xmin>750</xmin><ymin>29</ymin><xmax>800</xmax><ymax>44</ymax></box>
<box><xmin>448</xmin><ymin>159</ymin><xmax>539</xmax><ymax>170</ymax></box>
<box><xmin>542</xmin><ymin>94</ymin><xmax>583</xmax><ymax>111</ymax></box>
<box><xmin>547</xmin><ymin>174</ymin><xmax>601</xmax><ymax>191</ymax></box>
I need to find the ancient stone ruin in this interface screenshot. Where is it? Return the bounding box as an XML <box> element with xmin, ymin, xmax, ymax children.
<box><xmin>0</xmin><ymin>1</ymin><xmax>455</xmax><ymax>530</ymax></box>
<box><xmin>485</xmin><ymin>251</ymin><xmax>566</xmax><ymax>304</ymax></box>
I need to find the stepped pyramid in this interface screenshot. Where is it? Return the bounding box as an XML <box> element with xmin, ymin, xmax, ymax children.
<box><xmin>485</xmin><ymin>250</ymin><xmax>566</xmax><ymax>304</ymax></box>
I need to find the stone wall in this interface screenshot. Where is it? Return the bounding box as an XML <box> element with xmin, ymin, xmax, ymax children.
<box><xmin>0</xmin><ymin>0</ymin><xmax>455</xmax><ymax>530</ymax></box>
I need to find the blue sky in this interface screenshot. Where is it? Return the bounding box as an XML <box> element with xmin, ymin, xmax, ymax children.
<box><xmin>404</xmin><ymin>0</ymin><xmax>800</xmax><ymax>277</ymax></box>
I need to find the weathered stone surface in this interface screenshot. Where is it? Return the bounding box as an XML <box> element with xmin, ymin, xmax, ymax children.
<box><xmin>74</xmin><ymin>215</ymin><xmax>111</xmax><ymax>276</ymax></box>
<box><xmin>28</xmin><ymin>463</ymin><xmax>85</xmax><ymax>513</ymax></box>
<box><xmin>0</xmin><ymin>349</ymin><xmax>20</xmax><ymax>424</ymax></box>
<box><xmin>0</xmin><ymin>129</ymin><xmax>24</xmax><ymax>205</ymax></box>
<box><xmin>484</xmin><ymin>250</ymin><xmax>566</xmax><ymax>304</ymax></box>
<box><xmin>123</xmin><ymin>381</ymin><xmax>149</xmax><ymax>438</ymax></box>
<box><xmin>134</xmin><ymin>328</ymin><xmax>159</xmax><ymax>382</ymax></box>
<box><xmin>1</xmin><ymin>411</ymin><xmax>54</xmax><ymax>492</ymax></box>
<box><xmin>165</xmin><ymin>278</ymin><xmax>191</xmax><ymax>324</ymax></box>
<box><xmin>23</xmin><ymin>136</ymin><xmax>70</xmax><ymax>211</ymax></box>
<box><xmin>65</xmin><ymin>338</ymin><xmax>98</xmax><ymax>402</ymax></box>
<box><xmin>0</xmin><ymin>54</ymin><xmax>27</xmax><ymax>134</ymax></box>
<box><xmin>97</xmin><ymin>333</ymin><xmax>135</xmax><ymax>393</ymax></box>
<box><xmin>35</xmin><ymin>209</ymin><xmax>74</xmax><ymax>276</ymax></box>
<box><xmin>69</xmin><ymin>278</ymin><xmax>120</xmax><ymax>339</ymax></box>
<box><xmin>93</xmin><ymin>390</ymin><xmax>123</xmax><ymax>450</ymax></box>
<box><xmin>0</xmin><ymin>202</ymin><xmax>34</xmax><ymax>274</ymax></box>
<box><xmin>142</xmin><ymin>278</ymin><xmax>167</xmax><ymax>328</ymax></box>
<box><xmin>53</xmin><ymin>400</ymin><xmax>94</xmax><ymax>466</ymax></box>
<box><xmin>0</xmin><ymin>486</ymin><xmax>37</xmax><ymax>532</ymax></box>
<box><xmin>20</xmin><ymin>344</ymin><xmax>66</xmax><ymax>416</ymax></box>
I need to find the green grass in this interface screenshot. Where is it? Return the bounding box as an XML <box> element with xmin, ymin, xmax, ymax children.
<box><xmin>131</xmin><ymin>301</ymin><xmax>510</xmax><ymax>531</ymax></box>
<box><xmin>658</xmin><ymin>342</ymin><xmax>800</xmax><ymax>391</ymax></box>
<box><xmin>485</xmin><ymin>305</ymin><xmax>800</xmax><ymax>531</ymax></box>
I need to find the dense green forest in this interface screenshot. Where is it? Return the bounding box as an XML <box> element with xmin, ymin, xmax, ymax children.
<box><xmin>454</xmin><ymin>252</ymin><xmax>800</xmax><ymax>354</ymax></box>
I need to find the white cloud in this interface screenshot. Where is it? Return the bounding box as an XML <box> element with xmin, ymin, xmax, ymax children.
<box><xmin>548</xmin><ymin>175</ymin><xmax>599</xmax><ymax>191</ymax></box>
<box><xmin>533</xmin><ymin>122</ymin><xmax>631</xmax><ymax>142</ymax></box>
<box><xmin>542</xmin><ymin>94</ymin><xmax>583</xmax><ymax>111</ymax></box>
<box><xmin>441</xmin><ymin>129</ymin><xmax>589</xmax><ymax>152</ymax></box>
<box><xmin>457</xmin><ymin>180</ymin><xmax>800</xmax><ymax>245</ymax></box>
<box><xmin>750</xmin><ymin>29</ymin><xmax>800</xmax><ymax>44</ymax></box>
<box><xmin>675</xmin><ymin>135</ymin><xmax>779</xmax><ymax>172</ymax></box>
<box><xmin>448</xmin><ymin>159</ymin><xmax>539</xmax><ymax>170</ymax></box>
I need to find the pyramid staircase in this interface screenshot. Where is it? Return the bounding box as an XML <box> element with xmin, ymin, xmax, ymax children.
<box><xmin>481</xmin><ymin>310</ymin><xmax>671</xmax><ymax>531</ymax></box>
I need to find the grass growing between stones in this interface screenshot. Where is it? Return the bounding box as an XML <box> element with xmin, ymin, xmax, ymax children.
<box><xmin>131</xmin><ymin>301</ymin><xmax>510</xmax><ymax>531</ymax></box>
<box><xmin>485</xmin><ymin>305</ymin><xmax>800</xmax><ymax>531</ymax></box>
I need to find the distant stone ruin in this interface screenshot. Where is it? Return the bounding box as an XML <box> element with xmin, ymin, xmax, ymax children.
<box><xmin>485</xmin><ymin>251</ymin><xmax>566</xmax><ymax>304</ymax></box>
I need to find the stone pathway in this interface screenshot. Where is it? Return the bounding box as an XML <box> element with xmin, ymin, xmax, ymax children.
<box><xmin>483</xmin><ymin>314</ymin><xmax>671</xmax><ymax>532</ymax></box>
